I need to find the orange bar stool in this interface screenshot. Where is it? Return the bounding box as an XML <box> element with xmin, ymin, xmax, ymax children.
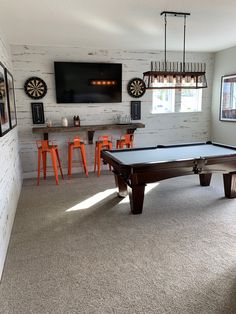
<box><xmin>36</xmin><ymin>140</ymin><xmax>64</xmax><ymax>185</ymax></box>
<box><xmin>68</xmin><ymin>136</ymin><xmax>88</xmax><ymax>177</ymax></box>
<box><xmin>116</xmin><ymin>134</ymin><xmax>134</xmax><ymax>149</ymax></box>
<box><xmin>94</xmin><ymin>135</ymin><xmax>113</xmax><ymax>176</ymax></box>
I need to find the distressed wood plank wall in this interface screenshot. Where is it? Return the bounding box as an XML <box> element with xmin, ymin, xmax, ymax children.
<box><xmin>0</xmin><ymin>33</ymin><xmax>22</xmax><ymax>280</ymax></box>
<box><xmin>11</xmin><ymin>45</ymin><xmax>214</xmax><ymax>178</ymax></box>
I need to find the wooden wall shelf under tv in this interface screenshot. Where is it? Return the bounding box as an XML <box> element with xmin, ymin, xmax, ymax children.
<box><xmin>32</xmin><ymin>123</ymin><xmax>145</xmax><ymax>144</ymax></box>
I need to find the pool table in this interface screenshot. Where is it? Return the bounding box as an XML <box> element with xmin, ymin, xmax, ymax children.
<box><xmin>101</xmin><ymin>141</ymin><xmax>236</xmax><ymax>214</ymax></box>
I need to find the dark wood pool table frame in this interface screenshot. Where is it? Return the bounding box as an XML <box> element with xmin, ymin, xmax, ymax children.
<box><xmin>101</xmin><ymin>141</ymin><xmax>236</xmax><ymax>214</ymax></box>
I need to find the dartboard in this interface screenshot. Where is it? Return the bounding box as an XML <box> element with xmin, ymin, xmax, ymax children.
<box><xmin>127</xmin><ymin>78</ymin><xmax>146</xmax><ymax>98</ymax></box>
<box><xmin>24</xmin><ymin>77</ymin><xmax>47</xmax><ymax>99</ymax></box>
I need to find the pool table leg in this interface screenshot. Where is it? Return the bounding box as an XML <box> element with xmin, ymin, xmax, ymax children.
<box><xmin>199</xmin><ymin>173</ymin><xmax>212</xmax><ymax>186</ymax></box>
<box><xmin>128</xmin><ymin>184</ymin><xmax>145</xmax><ymax>215</ymax></box>
<box><xmin>114</xmin><ymin>173</ymin><xmax>128</xmax><ymax>197</ymax></box>
<box><xmin>223</xmin><ymin>172</ymin><xmax>236</xmax><ymax>198</ymax></box>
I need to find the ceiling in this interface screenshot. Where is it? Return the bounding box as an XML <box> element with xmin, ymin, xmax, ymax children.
<box><xmin>1</xmin><ymin>0</ymin><xmax>236</xmax><ymax>52</ymax></box>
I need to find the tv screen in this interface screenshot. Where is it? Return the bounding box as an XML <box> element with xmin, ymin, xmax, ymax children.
<box><xmin>54</xmin><ymin>62</ymin><xmax>122</xmax><ymax>103</ymax></box>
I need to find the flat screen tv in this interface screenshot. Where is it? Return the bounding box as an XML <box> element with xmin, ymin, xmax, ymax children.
<box><xmin>54</xmin><ymin>62</ymin><xmax>122</xmax><ymax>103</ymax></box>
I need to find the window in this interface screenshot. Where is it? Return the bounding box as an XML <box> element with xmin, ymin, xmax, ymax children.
<box><xmin>152</xmin><ymin>89</ymin><xmax>202</xmax><ymax>114</ymax></box>
<box><xmin>152</xmin><ymin>90</ymin><xmax>175</xmax><ymax>113</ymax></box>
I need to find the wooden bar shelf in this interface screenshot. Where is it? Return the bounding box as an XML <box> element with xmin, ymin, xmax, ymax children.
<box><xmin>32</xmin><ymin>123</ymin><xmax>145</xmax><ymax>144</ymax></box>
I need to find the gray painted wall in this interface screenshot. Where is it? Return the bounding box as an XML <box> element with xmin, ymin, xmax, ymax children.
<box><xmin>0</xmin><ymin>31</ymin><xmax>22</xmax><ymax>280</ymax></box>
<box><xmin>212</xmin><ymin>46</ymin><xmax>236</xmax><ymax>145</ymax></box>
<box><xmin>11</xmin><ymin>45</ymin><xmax>214</xmax><ymax>178</ymax></box>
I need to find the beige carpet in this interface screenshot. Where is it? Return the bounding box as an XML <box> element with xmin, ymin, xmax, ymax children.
<box><xmin>0</xmin><ymin>172</ymin><xmax>236</xmax><ymax>314</ymax></box>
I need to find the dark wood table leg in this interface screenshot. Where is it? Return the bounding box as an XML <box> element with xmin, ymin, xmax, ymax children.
<box><xmin>114</xmin><ymin>173</ymin><xmax>128</xmax><ymax>197</ymax></box>
<box><xmin>199</xmin><ymin>173</ymin><xmax>212</xmax><ymax>186</ymax></box>
<box><xmin>88</xmin><ymin>131</ymin><xmax>95</xmax><ymax>144</ymax></box>
<box><xmin>223</xmin><ymin>173</ymin><xmax>236</xmax><ymax>198</ymax></box>
<box><xmin>128</xmin><ymin>184</ymin><xmax>145</xmax><ymax>215</ymax></box>
<box><xmin>127</xmin><ymin>128</ymin><xmax>136</xmax><ymax>134</ymax></box>
<box><xmin>43</xmin><ymin>133</ymin><xmax>48</xmax><ymax>140</ymax></box>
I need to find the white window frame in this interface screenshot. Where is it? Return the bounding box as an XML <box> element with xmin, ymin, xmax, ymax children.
<box><xmin>152</xmin><ymin>89</ymin><xmax>202</xmax><ymax>114</ymax></box>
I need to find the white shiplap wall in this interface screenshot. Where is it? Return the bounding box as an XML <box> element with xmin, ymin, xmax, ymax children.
<box><xmin>0</xmin><ymin>32</ymin><xmax>22</xmax><ymax>280</ymax></box>
<box><xmin>11</xmin><ymin>45</ymin><xmax>214</xmax><ymax>178</ymax></box>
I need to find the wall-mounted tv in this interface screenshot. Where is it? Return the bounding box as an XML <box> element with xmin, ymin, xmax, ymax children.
<box><xmin>54</xmin><ymin>62</ymin><xmax>122</xmax><ymax>103</ymax></box>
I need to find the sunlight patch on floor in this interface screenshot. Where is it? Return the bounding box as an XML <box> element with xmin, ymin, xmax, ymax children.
<box><xmin>66</xmin><ymin>182</ymin><xmax>160</xmax><ymax>211</ymax></box>
<box><xmin>66</xmin><ymin>188</ymin><xmax>117</xmax><ymax>212</ymax></box>
<box><xmin>119</xmin><ymin>182</ymin><xmax>159</xmax><ymax>204</ymax></box>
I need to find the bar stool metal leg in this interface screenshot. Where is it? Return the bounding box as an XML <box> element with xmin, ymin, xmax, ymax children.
<box><xmin>94</xmin><ymin>144</ymin><xmax>98</xmax><ymax>172</ymax></box>
<box><xmin>42</xmin><ymin>151</ymin><xmax>47</xmax><ymax>180</ymax></box>
<box><xmin>55</xmin><ymin>148</ymin><xmax>64</xmax><ymax>179</ymax></box>
<box><xmin>37</xmin><ymin>149</ymin><xmax>42</xmax><ymax>186</ymax></box>
<box><xmin>51</xmin><ymin>149</ymin><xmax>59</xmax><ymax>185</ymax></box>
<box><xmin>97</xmin><ymin>143</ymin><xmax>102</xmax><ymax>177</ymax></box>
<box><xmin>80</xmin><ymin>145</ymin><xmax>88</xmax><ymax>177</ymax></box>
<box><xmin>68</xmin><ymin>144</ymin><xmax>73</xmax><ymax>177</ymax></box>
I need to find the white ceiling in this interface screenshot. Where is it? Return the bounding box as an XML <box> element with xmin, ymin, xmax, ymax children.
<box><xmin>1</xmin><ymin>0</ymin><xmax>236</xmax><ymax>52</ymax></box>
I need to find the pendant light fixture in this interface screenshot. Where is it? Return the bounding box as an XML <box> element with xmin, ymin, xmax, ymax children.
<box><xmin>143</xmin><ymin>11</ymin><xmax>207</xmax><ymax>89</ymax></box>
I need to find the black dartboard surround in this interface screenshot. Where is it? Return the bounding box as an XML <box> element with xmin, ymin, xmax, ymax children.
<box><xmin>127</xmin><ymin>78</ymin><xmax>146</xmax><ymax>98</ymax></box>
<box><xmin>24</xmin><ymin>77</ymin><xmax>47</xmax><ymax>100</ymax></box>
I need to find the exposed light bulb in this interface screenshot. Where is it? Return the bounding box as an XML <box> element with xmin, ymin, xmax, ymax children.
<box><xmin>152</xmin><ymin>75</ymin><xmax>158</xmax><ymax>87</ymax></box>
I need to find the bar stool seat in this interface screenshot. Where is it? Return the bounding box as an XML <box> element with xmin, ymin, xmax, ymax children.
<box><xmin>94</xmin><ymin>135</ymin><xmax>113</xmax><ymax>176</ymax></box>
<box><xmin>36</xmin><ymin>140</ymin><xmax>64</xmax><ymax>185</ymax></box>
<box><xmin>68</xmin><ymin>136</ymin><xmax>88</xmax><ymax>177</ymax></box>
<box><xmin>116</xmin><ymin>134</ymin><xmax>134</xmax><ymax>149</ymax></box>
